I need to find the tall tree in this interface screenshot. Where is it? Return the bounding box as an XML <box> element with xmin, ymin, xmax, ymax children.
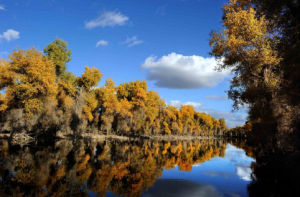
<box><xmin>44</xmin><ymin>38</ymin><xmax>71</xmax><ymax>77</ymax></box>
<box><xmin>210</xmin><ymin>0</ymin><xmax>300</xmax><ymax>145</ymax></box>
<box><xmin>98</xmin><ymin>78</ymin><xmax>119</xmax><ymax>134</ymax></box>
<box><xmin>78</xmin><ymin>66</ymin><xmax>103</xmax><ymax>124</ymax></box>
<box><xmin>210</xmin><ymin>0</ymin><xmax>281</xmax><ymax>122</ymax></box>
<box><xmin>0</xmin><ymin>49</ymin><xmax>57</xmax><ymax>118</ymax></box>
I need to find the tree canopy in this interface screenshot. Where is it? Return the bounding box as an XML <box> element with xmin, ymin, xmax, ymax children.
<box><xmin>44</xmin><ymin>38</ymin><xmax>71</xmax><ymax>77</ymax></box>
<box><xmin>210</xmin><ymin>0</ymin><xmax>300</xmax><ymax>135</ymax></box>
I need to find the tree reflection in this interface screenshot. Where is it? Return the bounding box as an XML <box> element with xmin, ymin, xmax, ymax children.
<box><xmin>0</xmin><ymin>139</ymin><xmax>227</xmax><ymax>197</ymax></box>
<box><xmin>230</xmin><ymin>125</ymin><xmax>300</xmax><ymax>197</ymax></box>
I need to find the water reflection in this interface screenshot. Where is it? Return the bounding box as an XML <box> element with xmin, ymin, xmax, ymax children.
<box><xmin>0</xmin><ymin>139</ymin><xmax>254</xmax><ymax>197</ymax></box>
<box><xmin>158</xmin><ymin>144</ymin><xmax>254</xmax><ymax>197</ymax></box>
<box><xmin>144</xmin><ymin>179</ymin><xmax>221</xmax><ymax>197</ymax></box>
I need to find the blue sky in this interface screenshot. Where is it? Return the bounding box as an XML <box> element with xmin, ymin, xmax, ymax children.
<box><xmin>0</xmin><ymin>0</ymin><xmax>248</xmax><ymax>128</ymax></box>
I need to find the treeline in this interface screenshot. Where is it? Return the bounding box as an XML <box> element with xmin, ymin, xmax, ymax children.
<box><xmin>0</xmin><ymin>39</ymin><xmax>227</xmax><ymax>138</ymax></box>
<box><xmin>0</xmin><ymin>139</ymin><xmax>227</xmax><ymax>197</ymax></box>
<box><xmin>225</xmin><ymin>122</ymin><xmax>252</xmax><ymax>139</ymax></box>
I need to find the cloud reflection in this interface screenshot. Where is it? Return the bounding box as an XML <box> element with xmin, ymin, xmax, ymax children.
<box><xmin>236</xmin><ymin>165</ymin><xmax>252</xmax><ymax>181</ymax></box>
<box><xmin>203</xmin><ymin>171</ymin><xmax>235</xmax><ymax>179</ymax></box>
<box><xmin>225</xmin><ymin>145</ymin><xmax>254</xmax><ymax>181</ymax></box>
<box><xmin>144</xmin><ymin>179</ymin><xmax>222</xmax><ymax>197</ymax></box>
<box><xmin>202</xmin><ymin>145</ymin><xmax>254</xmax><ymax>182</ymax></box>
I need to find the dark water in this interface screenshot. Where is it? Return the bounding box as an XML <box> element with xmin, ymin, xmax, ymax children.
<box><xmin>0</xmin><ymin>139</ymin><xmax>254</xmax><ymax>197</ymax></box>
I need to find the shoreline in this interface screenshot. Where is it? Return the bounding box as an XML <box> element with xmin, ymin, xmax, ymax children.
<box><xmin>63</xmin><ymin>133</ymin><xmax>223</xmax><ymax>141</ymax></box>
<box><xmin>0</xmin><ymin>133</ymin><xmax>225</xmax><ymax>141</ymax></box>
<box><xmin>0</xmin><ymin>134</ymin><xmax>10</xmax><ymax>138</ymax></box>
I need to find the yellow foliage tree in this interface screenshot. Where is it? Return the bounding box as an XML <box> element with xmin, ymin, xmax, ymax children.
<box><xmin>77</xmin><ymin>66</ymin><xmax>103</xmax><ymax>91</ymax></box>
<box><xmin>116</xmin><ymin>98</ymin><xmax>133</xmax><ymax>133</ymax></box>
<box><xmin>180</xmin><ymin>105</ymin><xmax>196</xmax><ymax>134</ymax></box>
<box><xmin>210</xmin><ymin>0</ymin><xmax>281</xmax><ymax>120</ymax></box>
<box><xmin>98</xmin><ymin>78</ymin><xmax>119</xmax><ymax>134</ymax></box>
<box><xmin>82</xmin><ymin>91</ymin><xmax>98</xmax><ymax>122</ymax></box>
<box><xmin>0</xmin><ymin>49</ymin><xmax>57</xmax><ymax>118</ymax></box>
<box><xmin>145</xmin><ymin>90</ymin><xmax>164</xmax><ymax>134</ymax></box>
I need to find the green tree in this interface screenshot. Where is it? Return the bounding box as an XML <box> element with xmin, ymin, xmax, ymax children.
<box><xmin>44</xmin><ymin>38</ymin><xmax>71</xmax><ymax>77</ymax></box>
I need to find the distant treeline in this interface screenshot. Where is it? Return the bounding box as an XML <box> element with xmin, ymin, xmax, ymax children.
<box><xmin>0</xmin><ymin>39</ymin><xmax>227</xmax><ymax>138</ymax></box>
<box><xmin>225</xmin><ymin>122</ymin><xmax>252</xmax><ymax>139</ymax></box>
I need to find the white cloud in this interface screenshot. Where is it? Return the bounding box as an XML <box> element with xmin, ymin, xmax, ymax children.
<box><xmin>204</xmin><ymin>95</ymin><xmax>228</xmax><ymax>101</ymax></box>
<box><xmin>170</xmin><ymin>100</ymin><xmax>202</xmax><ymax>109</ymax></box>
<box><xmin>141</xmin><ymin>53</ymin><xmax>231</xmax><ymax>89</ymax></box>
<box><xmin>203</xmin><ymin>109</ymin><xmax>248</xmax><ymax>128</ymax></box>
<box><xmin>236</xmin><ymin>165</ymin><xmax>252</xmax><ymax>181</ymax></box>
<box><xmin>0</xmin><ymin>29</ymin><xmax>20</xmax><ymax>42</ymax></box>
<box><xmin>96</xmin><ymin>40</ymin><xmax>108</xmax><ymax>47</ymax></box>
<box><xmin>185</xmin><ymin>101</ymin><xmax>202</xmax><ymax>108</ymax></box>
<box><xmin>0</xmin><ymin>5</ymin><xmax>5</xmax><ymax>10</ymax></box>
<box><xmin>85</xmin><ymin>11</ymin><xmax>129</xmax><ymax>29</ymax></box>
<box><xmin>123</xmin><ymin>36</ymin><xmax>143</xmax><ymax>47</ymax></box>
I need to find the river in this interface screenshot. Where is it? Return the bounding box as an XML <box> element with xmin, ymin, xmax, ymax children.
<box><xmin>0</xmin><ymin>139</ymin><xmax>255</xmax><ymax>197</ymax></box>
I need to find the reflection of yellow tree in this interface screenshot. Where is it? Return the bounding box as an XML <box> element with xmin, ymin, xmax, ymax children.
<box><xmin>89</xmin><ymin>164</ymin><xmax>113</xmax><ymax>195</ymax></box>
<box><xmin>13</xmin><ymin>159</ymin><xmax>35</xmax><ymax>184</ymax></box>
<box><xmin>76</xmin><ymin>154</ymin><xmax>92</xmax><ymax>184</ymax></box>
<box><xmin>0</xmin><ymin>139</ymin><xmax>228</xmax><ymax>197</ymax></box>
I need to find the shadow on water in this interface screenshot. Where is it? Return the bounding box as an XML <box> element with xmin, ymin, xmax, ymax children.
<box><xmin>0</xmin><ymin>133</ymin><xmax>299</xmax><ymax>197</ymax></box>
<box><xmin>231</xmin><ymin>124</ymin><xmax>300</xmax><ymax>197</ymax></box>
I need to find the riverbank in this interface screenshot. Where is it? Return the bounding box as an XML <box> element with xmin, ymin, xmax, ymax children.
<box><xmin>0</xmin><ymin>132</ymin><xmax>224</xmax><ymax>143</ymax></box>
<box><xmin>66</xmin><ymin>133</ymin><xmax>221</xmax><ymax>141</ymax></box>
<box><xmin>0</xmin><ymin>134</ymin><xmax>10</xmax><ymax>138</ymax></box>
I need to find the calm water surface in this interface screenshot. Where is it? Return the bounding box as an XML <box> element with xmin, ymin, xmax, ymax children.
<box><xmin>141</xmin><ymin>144</ymin><xmax>254</xmax><ymax>197</ymax></box>
<box><xmin>0</xmin><ymin>139</ymin><xmax>254</xmax><ymax>197</ymax></box>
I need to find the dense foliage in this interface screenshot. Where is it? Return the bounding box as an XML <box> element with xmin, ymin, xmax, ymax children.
<box><xmin>226</xmin><ymin>121</ymin><xmax>252</xmax><ymax>139</ymax></box>
<box><xmin>210</xmin><ymin>2</ymin><xmax>300</xmax><ymax>195</ymax></box>
<box><xmin>210</xmin><ymin>0</ymin><xmax>300</xmax><ymax>138</ymax></box>
<box><xmin>0</xmin><ymin>40</ymin><xmax>227</xmax><ymax>138</ymax></box>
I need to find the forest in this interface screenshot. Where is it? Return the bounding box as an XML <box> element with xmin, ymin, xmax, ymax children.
<box><xmin>0</xmin><ymin>40</ymin><xmax>227</xmax><ymax>139</ymax></box>
<box><xmin>0</xmin><ymin>0</ymin><xmax>299</xmax><ymax>145</ymax></box>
